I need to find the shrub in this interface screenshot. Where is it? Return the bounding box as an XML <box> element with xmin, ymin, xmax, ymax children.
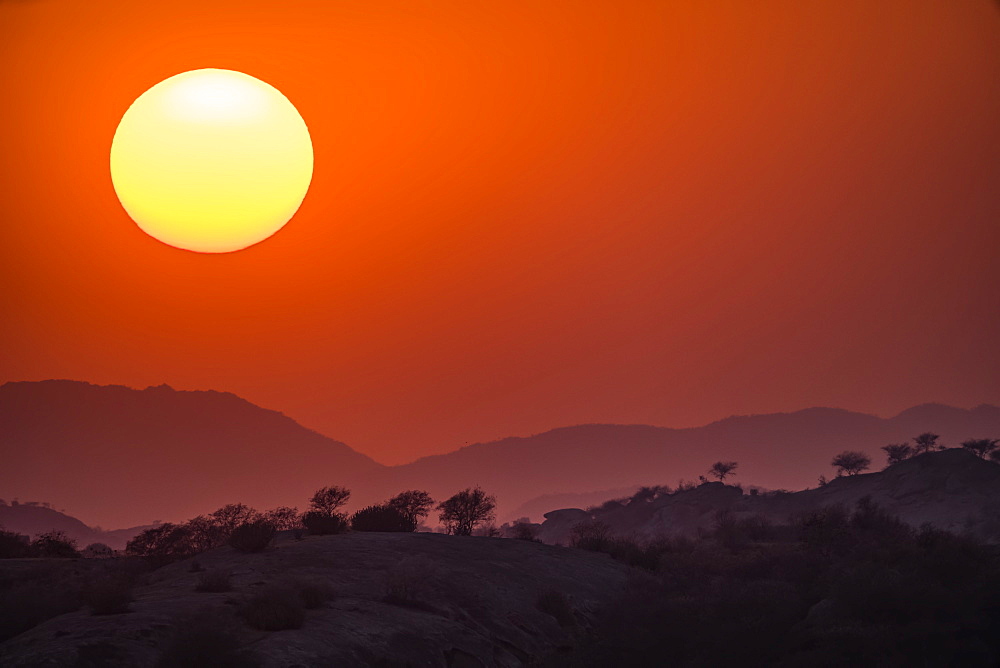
<box><xmin>228</xmin><ymin>521</ymin><xmax>276</xmax><ymax>553</ymax></box>
<box><xmin>82</xmin><ymin>578</ymin><xmax>133</xmax><ymax>615</ymax></box>
<box><xmin>0</xmin><ymin>529</ymin><xmax>31</xmax><ymax>558</ymax></box>
<box><xmin>82</xmin><ymin>542</ymin><xmax>114</xmax><ymax>558</ymax></box>
<box><xmin>195</xmin><ymin>570</ymin><xmax>232</xmax><ymax>593</ymax></box>
<box><xmin>31</xmin><ymin>530</ymin><xmax>80</xmax><ymax>558</ymax></box>
<box><xmin>301</xmin><ymin>511</ymin><xmax>349</xmax><ymax>536</ymax></box>
<box><xmin>351</xmin><ymin>505</ymin><xmax>416</xmax><ymax>532</ymax></box>
<box><xmin>570</xmin><ymin>520</ymin><xmax>612</xmax><ymax>551</ymax></box>
<box><xmin>536</xmin><ymin>590</ymin><xmax>577</xmax><ymax>629</ymax></box>
<box><xmin>240</xmin><ymin>587</ymin><xmax>305</xmax><ymax>631</ymax></box>
<box><xmin>510</xmin><ymin>521</ymin><xmax>541</xmax><ymax>542</ymax></box>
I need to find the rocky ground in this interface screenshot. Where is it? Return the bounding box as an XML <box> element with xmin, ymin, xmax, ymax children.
<box><xmin>0</xmin><ymin>531</ymin><xmax>629</xmax><ymax>667</ymax></box>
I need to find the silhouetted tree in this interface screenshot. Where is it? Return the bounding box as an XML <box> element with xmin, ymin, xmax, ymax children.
<box><xmin>831</xmin><ymin>451</ymin><xmax>871</xmax><ymax>476</ymax></box>
<box><xmin>882</xmin><ymin>443</ymin><xmax>913</xmax><ymax>466</ymax></box>
<box><xmin>960</xmin><ymin>438</ymin><xmax>999</xmax><ymax>460</ymax></box>
<box><xmin>125</xmin><ymin>523</ymin><xmax>196</xmax><ymax>560</ymax></box>
<box><xmin>437</xmin><ymin>487</ymin><xmax>496</xmax><ymax>536</ymax></box>
<box><xmin>210</xmin><ymin>503</ymin><xmax>257</xmax><ymax>535</ymax></box>
<box><xmin>912</xmin><ymin>432</ymin><xmax>941</xmax><ymax>454</ymax></box>
<box><xmin>709</xmin><ymin>461</ymin><xmax>738</xmax><ymax>481</ymax></box>
<box><xmin>185</xmin><ymin>515</ymin><xmax>227</xmax><ymax>552</ymax></box>
<box><xmin>309</xmin><ymin>486</ymin><xmax>351</xmax><ymax>516</ymax></box>
<box><xmin>386</xmin><ymin>490</ymin><xmax>434</xmax><ymax>524</ymax></box>
<box><xmin>260</xmin><ymin>506</ymin><xmax>300</xmax><ymax>530</ymax></box>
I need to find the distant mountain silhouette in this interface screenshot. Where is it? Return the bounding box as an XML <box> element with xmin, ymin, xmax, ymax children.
<box><xmin>537</xmin><ymin>448</ymin><xmax>1000</xmax><ymax>544</ymax></box>
<box><xmin>384</xmin><ymin>404</ymin><xmax>1000</xmax><ymax>521</ymax></box>
<box><xmin>1</xmin><ymin>380</ymin><xmax>384</xmax><ymax>528</ymax></box>
<box><xmin>0</xmin><ymin>502</ymin><xmax>152</xmax><ymax>550</ymax></box>
<box><xmin>3</xmin><ymin>380</ymin><xmax>999</xmax><ymax>529</ymax></box>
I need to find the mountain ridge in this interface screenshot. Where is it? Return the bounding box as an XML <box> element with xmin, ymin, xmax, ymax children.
<box><xmin>3</xmin><ymin>379</ymin><xmax>999</xmax><ymax>529</ymax></box>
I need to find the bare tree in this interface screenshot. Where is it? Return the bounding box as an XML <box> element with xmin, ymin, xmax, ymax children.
<box><xmin>260</xmin><ymin>506</ymin><xmax>301</xmax><ymax>530</ymax></box>
<box><xmin>912</xmin><ymin>432</ymin><xmax>941</xmax><ymax>455</ymax></box>
<box><xmin>210</xmin><ymin>503</ymin><xmax>257</xmax><ymax>535</ymax></box>
<box><xmin>881</xmin><ymin>443</ymin><xmax>913</xmax><ymax>467</ymax></box>
<box><xmin>709</xmin><ymin>461</ymin><xmax>738</xmax><ymax>481</ymax></box>
<box><xmin>831</xmin><ymin>451</ymin><xmax>871</xmax><ymax>477</ymax></box>
<box><xmin>437</xmin><ymin>487</ymin><xmax>496</xmax><ymax>536</ymax></box>
<box><xmin>387</xmin><ymin>490</ymin><xmax>435</xmax><ymax>524</ymax></box>
<box><xmin>960</xmin><ymin>438</ymin><xmax>999</xmax><ymax>460</ymax></box>
<box><xmin>309</xmin><ymin>486</ymin><xmax>351</xmax><ymax>516</ymax></box>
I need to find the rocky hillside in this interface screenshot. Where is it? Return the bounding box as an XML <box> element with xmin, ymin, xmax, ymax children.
<box><xmin>0</xmin><ymin>532</ymin><xmax>628</xmax><ymax>667</ymax></box>
<box><xmin>539</xmin><ymin>449</ymin><xmax>1000</xmax><ymax>545</ymax></box>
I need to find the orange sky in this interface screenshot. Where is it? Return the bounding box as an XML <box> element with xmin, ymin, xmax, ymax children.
<box><xmin>2</xmin><ymin>0</ymin><xmax>998</xmax><ymax>465</ymax></box>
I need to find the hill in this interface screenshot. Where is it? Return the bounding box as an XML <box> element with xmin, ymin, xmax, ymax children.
<box><xmin>3</xmin><ymin>380</ymin><xmax>999</xmax><ymax>529</ymax></box>
<box><xmin>385</xmin><ymin>404</ymin><xmax>1000</xmax><ymax>520</ymax></box>
<box><xmin>0</xmin><ymin>532</ymin><xmax>628</xmax><ymax>666</ymax></box>
<box><xmin>537</xmin><ymin>448</ymin><xmax>1000</xmax><ymax>545</ymax></box>
<box><xmin>0</xmin><ymin>502</ymin><xmax>150</xmax><ymax>551</ymax></box>
<box><xmin>0</xmin><ymin>381</ymin><xmax>384</xmax><ymax>528</ymax></box>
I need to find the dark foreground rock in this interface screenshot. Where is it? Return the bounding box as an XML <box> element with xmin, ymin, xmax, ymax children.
<box><xmin>0</xmin><ymin>531</ymin><xmax>628</xmax><ymax>667</ymax></box>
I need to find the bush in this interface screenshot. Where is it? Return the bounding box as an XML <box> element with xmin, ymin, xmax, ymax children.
<box><xmin>31</xmin><ymin>530</ymin><xmax>79</xmax><ymax>558</ymax></box>
<box><xmin>195</xmin><ymin>570</ymin><xmax>232</xmax><ymax>593</ymax></box>
<box><xmin>82</xmin><ymin>542</ymin><xmax>114</xmax><ymax>558</ymax></box>
<box><xmin>0</xmin><ymin>529</ymin><xmax>31</xmax><ymax>558</ymax></box>
<box><xmin>240</xmin><ymin>586</ymin><xmax>305</xmax><ymax>631</ymax></box>
<box><xmin>350</xmin><ymin>505</ymin><xmax>416</xmax><ymax>532</ymax></box>
<box><xmin>301</xmin><ymin>511</ymin><xmax>349</xmax><ymax>536</ymax></box>
<box><xmin>228</xmin><ymin>521</ymin><xmax>276</xmax><ymax>553</ymax></box>
<box><xmin>82</xmin><ymin>578</ymin><xmax>133</xmax><ymax>615</ymax></box>
<box><xmin>509</xmin><ymin>521</ymin><xmax>541</xmax><ymax>542</ymax></box>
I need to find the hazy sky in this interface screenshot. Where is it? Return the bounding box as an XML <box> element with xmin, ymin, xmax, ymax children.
<box><xmin>2</xmin><ymin>0</ymin><xmax>998</xmax><ymax>464</ymax></box>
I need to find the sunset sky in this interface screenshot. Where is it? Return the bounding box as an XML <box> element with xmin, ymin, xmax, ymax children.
<box><xmin>2</xmin><ymin>0</ymin><xmax>998</xmax><ymax>465</ymax></box>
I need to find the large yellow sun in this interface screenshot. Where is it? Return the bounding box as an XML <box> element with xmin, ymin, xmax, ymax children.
<box><xmin>110</xmin><ymin>69</ymin><xmax>313</xmax><ymax>253</ymax></box>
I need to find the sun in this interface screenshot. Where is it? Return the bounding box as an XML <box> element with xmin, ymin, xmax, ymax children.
<box><xmin>110</xmin><ymin>69</ymin><xmax>313</xmax><ymax>253</ymax></box>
